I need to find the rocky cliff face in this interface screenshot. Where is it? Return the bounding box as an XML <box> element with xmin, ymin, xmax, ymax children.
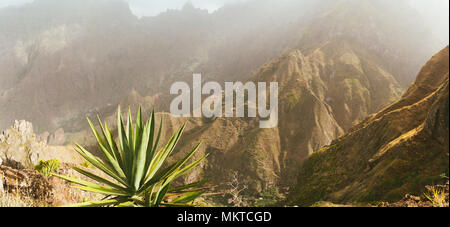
<box><xmin>287</xmin><ymin>46</ymin><xmax>449</xmax><ymax>206</ymax></box>
<box><xmin>0</xmin><ymin>120</ymin><xmax>104</xmax><ymax>206</ymax></box>
<box><xmin>1</xmin><ymin>120</ymin><xmax>50</xmax><ymax>168</ymax></box>
<box><xmin>252</xmin><ymin>39</ymin><xmax>405</xmax><ymax>183</ymax></box>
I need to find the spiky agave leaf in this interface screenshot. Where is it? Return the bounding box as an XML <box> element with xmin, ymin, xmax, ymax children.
<box><xmin>52</xmin><ymin>106</ymin><xmax>207</xmax><ymax>207</ymax></box>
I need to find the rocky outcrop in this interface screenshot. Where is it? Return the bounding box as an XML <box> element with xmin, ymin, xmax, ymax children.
<box><xmin>0</xmin><ymin>120</ymin><xmax>85</xmax><ymax>169</ymax></box>
<box><xmin>48</xmin><ymin>128</ymin><xmax>65</xmax><ymax>146</ymax></box>
<box><xmin>287</xmin><ymin>46</ymin><xmax>449</xmax><ymax>206</ymax></box>
<box><xmin>0</xmin><ymin>120</ymin><xmax>47</xmax><ymax>168</ymax></box>
<box><xmin>0</xmin><ymin>120</ymin><xmax>99</xmax><ymax>206</ymax></box>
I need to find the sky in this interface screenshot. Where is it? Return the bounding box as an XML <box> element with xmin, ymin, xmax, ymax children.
<box><xmin>124</xmin><ymin>0</ymin><xmax>246</xmax><ymax>17</ymax></box>
<box><xmin>0</xmin><ymin>0</ymin><xmax>245</xmax><ymax>16</ymax></box>
<box><xmin>409</xmin><ymin>0</ymin><xmax>449</xmax><ymax>45</ymax></box>
<box><xmin>0</xmin><ymin>0</ymin><xmax>448</xmax><ymax>43</ymax></box>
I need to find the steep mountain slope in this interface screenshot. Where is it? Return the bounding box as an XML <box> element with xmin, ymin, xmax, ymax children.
<box><xmin>0</xmin><ymin>0</ymin><xmax>444</xmax><ymax>200</ymax></box>
<box><xmin>63</xmin><ymin>107</ymin><xmax>282</xmax><ymax>195</ymax></box>
<box><xmin>287</xmin><ymin>46</ymin><xmax>449</xmax><ymax>206</ymax></box>
<box><xmin>0</xmin><ymin>0</ymin><xmax>334</xmax><ymax>132</ymax></box>
<box><xmin>0</xmin><ymin>0</ymin><xmax>439</xmax><ymax>133</ymax></box>
<box><xmin>242</xmin><ymin>0</ymin><xmax>440</xmax><ymax>184</ymax></box>
<box><xmin>0</xmin><ymin>0</ymin><xmax>139</xmax><ymax>132</ymax></box>
<box><xmin>252</xmin><ymin>39</ymin><xmax>404</xmax><ymax>183</ymax></box>
<box><xmin>298</xmin><ymin>0</ymin><xmax>439</xmax><ymax>87</ymax></box>
<box><xmin>76</xmin><ymin>0</ymin><xmax>441</xmax><ymax>195</ymax></box>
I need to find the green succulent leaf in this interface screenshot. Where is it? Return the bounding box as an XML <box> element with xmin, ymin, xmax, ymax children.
<box><xmin>169</xmin><ymin>179</ymin><xmax>210</xmax><ymax>193</ymax></box>
<box><xmin>171</xmin><ymin>190</ymin><xmax>204</xmax><ymax>204</ymax></box>
<box><xmin>52</xmin><ymin>106</ymin><xmax>208</xmax><ymax>207</ymax></box>
<box><xmin>66</xmin><ymin>198</ymin><xmax>129</xmax><ymax>207</ymax></box>
<box><xmin>51</xmin><ymin>173</ymin><xmax>129</xmax><ymax>196</ymax></box>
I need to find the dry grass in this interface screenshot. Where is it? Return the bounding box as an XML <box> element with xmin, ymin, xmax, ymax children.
<box><xmin>424</xmin><ymin>186</ymin><xmax>448</xmax><ymax>207</ymax></box>
<box><xmin>0</xmin><ymin>191</ymin><xmax>35</xmax><ymax>207</ymax></box>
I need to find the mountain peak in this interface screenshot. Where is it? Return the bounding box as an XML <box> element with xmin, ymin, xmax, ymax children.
<box><xmin>182</xmin><ymin>1</ymin><xmax>196</xmax><ymax>11</ymax></box>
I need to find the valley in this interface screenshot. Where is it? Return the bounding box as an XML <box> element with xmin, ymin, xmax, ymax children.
<box><xmin>0</xmin><ymin>0</ymin><xmax>448</xmax><ymax>207</ymax></box>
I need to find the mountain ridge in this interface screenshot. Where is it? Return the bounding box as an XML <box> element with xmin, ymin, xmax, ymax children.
<box><xmin>0</xmin><ymin>0</ymin><xmax>446</xmax><ymax>204</ymax></box>
<box><xmin>287</xmin><ymin>46</ymin><xmax>449</xmax><ymax>206</ymax></box>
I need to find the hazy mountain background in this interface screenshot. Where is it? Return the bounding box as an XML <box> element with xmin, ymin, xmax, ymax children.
<box><xmin>2</xmin><ymin>0</ymin><xmax>448</xmax><ymax>42</ymax></box>
<box><xmin>0</xmin><ymin>0</ymin><xmax>447</xmax><ymax>132</ymax></box>
<box><xmin>0</xmin><ymin>0</ymin><xmax>334</xmax><ymax>132</ymax></box>
<box><xmin>0</xmin><ymin>0</ymin><xmax>448</xmax><ymax>205</ymax></box>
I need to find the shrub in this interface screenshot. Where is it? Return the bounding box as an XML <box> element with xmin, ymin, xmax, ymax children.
<box><xmin>35</xmin><ymin>159</ymin><xmax>60</xmax><ymax>178</ymax></box>
<box><xmin>424</xmin><ymin>186</ymin><xmax>447</xmax><ymax>207</ymax></box>
<box><xmin>0</xmin><ymin>191</ymin><xmax>35</xmax><ymax>207</ymax></box>
<box><xmin>80</xmin><ymin>161</ymin><xmax>93</xmax><ymax>168</ymax></box>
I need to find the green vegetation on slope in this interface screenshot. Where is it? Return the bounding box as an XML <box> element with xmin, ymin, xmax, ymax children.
<box><xmin>287</xmin><ymin>46</ymin><xmax>449</xmax><ymax>206</ymax></box>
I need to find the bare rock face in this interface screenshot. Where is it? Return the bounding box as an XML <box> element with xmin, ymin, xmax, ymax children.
<box><xmin>0</xmin><ymin>121</ymin><xmax>96</xmax><ymax>206</ymax></box>
<box><xmin>0</xmin><ymin>120</ymin><xmax>49</xmax><ymax>168</ymax></box>
<box><xmin>48</xmin><ymin>128</ymin><xmax>65</xmax><ymax>146</ymax></box>
<box><xmin>0</xmin><ymin>120</ymin><xmax>82</xmax><ymax>169</ymax></box>
<box><xmin>37</xmin><ymin>131</ymin><xmax>50</xmax><ymax>144</ymax></box>
<box><xmin>38</xmin><ymin>129</ymin><xmax>66</xmax><ymax>146</ymax></box>
<box><xmin>251</xmin><ymin>42</ymin><xmax>403</xmax><ymax>184</ymax></box>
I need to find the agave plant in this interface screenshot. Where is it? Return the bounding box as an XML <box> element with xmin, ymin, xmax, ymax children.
<box><xmin>52</xmin><ymin>106</ymin><xmax>208</xmax><ymax>207</ymax></box>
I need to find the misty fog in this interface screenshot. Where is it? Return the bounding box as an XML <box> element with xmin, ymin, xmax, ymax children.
<box><xmin>1</xmin><ymin>0</ymin><xmax>448</xmax><ymax>46</ymax></box>
<box><xmin>0</xmin><ymin>0</ymin><xmax>448</xmax><ymax>132</ymax></box>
